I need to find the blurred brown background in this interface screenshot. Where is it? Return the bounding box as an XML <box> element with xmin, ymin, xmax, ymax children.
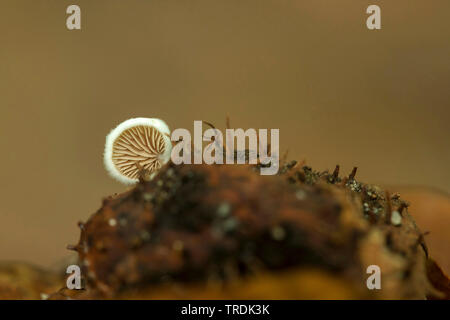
<box><xmin>0</xmin><ymin>1</ymin><xmax>448</xmax><ymax>267</ymax></box>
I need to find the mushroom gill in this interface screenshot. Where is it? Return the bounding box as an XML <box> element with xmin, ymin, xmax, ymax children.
<box><xmin>104</xmin><ymin>118</ymin><xmax>172</xmax><ymax>184</ymax></box>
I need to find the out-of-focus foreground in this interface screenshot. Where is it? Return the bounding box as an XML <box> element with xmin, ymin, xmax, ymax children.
<box><xmin>0</xmin><ymin>1</ymin><xmax>448</xmax><ymax>268</ymax></box>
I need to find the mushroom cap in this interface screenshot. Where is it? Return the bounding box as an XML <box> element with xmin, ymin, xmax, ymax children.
<box><xmin>104</xmin><ymin>118</ymin><xmax>172</xmax><ymax>184</ymax></box>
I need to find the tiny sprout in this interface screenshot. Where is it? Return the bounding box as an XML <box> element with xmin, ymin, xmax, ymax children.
<box><xmin>104</xmin><ymin>118</ymin><xmax>172</xmax><ymax>184</ymax></box>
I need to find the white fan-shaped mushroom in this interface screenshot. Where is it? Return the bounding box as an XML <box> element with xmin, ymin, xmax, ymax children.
<box><xmin>104</xmin><ymin>118</ymin><xmax>172</xmax><ymax>184</ymax></box>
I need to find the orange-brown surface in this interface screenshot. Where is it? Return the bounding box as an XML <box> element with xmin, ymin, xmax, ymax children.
<box><xmin>0</xmin><ymin>1</ymin><xmax>448</xmax><ymax>272</ymax></box>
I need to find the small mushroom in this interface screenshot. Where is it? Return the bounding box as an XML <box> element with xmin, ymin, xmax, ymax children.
<box><xmin>104</xmin><ymin>118</ymin><xmax>172</xmax><ymax>184</ymax></box>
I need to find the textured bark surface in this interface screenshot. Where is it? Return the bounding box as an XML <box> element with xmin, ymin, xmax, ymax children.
<box><xmin>46</xmin><ymin>161</ymin><xmax>447</xmax><ymax>299</ymax></box>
